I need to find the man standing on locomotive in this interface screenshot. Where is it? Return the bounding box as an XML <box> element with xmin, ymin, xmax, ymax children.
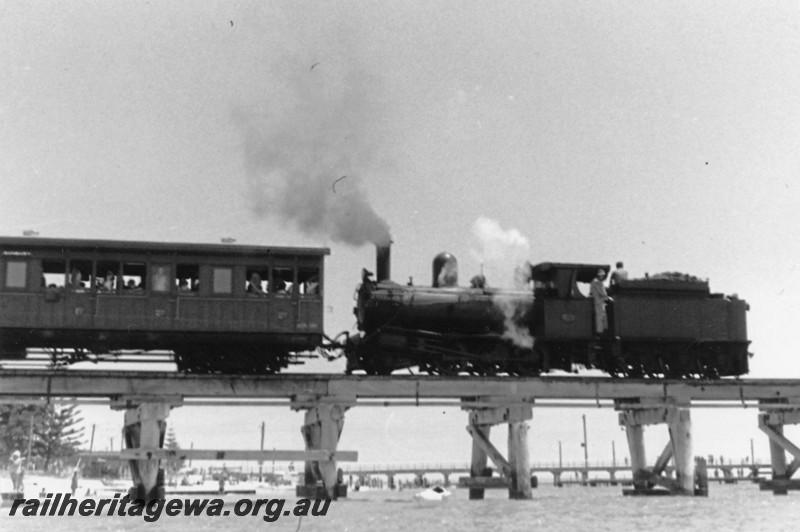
<box><xmin>590</xmin><ymin>269</ymin><xmax>613</xmax><ymax>334</ymax></box>
<box><xmin>610</xmin><ymin>261</ymin><xmax>628</xmax><ymax>289</ymax></box>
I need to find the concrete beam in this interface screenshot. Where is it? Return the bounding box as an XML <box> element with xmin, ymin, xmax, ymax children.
<box><xmin>8</xmin><ymin>370</ymin><xmax>800</xmax><ymax>403</ymax></box>
<box><xmin>111</xmin><ymin>395</ymin><xmax>183</xmax><ymax>410</ymax></box>
<box><xmin>760</xmin><ymin>409</ymin><xmax>800</xmax><ymax>426</ymax></box>
<box><xmin>290</xmin><ymin>394</ymin><xmax>357</xmax><ymax>410</ymax></box>
<box><xmin>468</xmin><ymin>405</ymin><xmax>533</xmax><ymax>426</ymax></box>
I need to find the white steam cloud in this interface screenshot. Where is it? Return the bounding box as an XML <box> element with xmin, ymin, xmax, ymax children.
<box><xmin>470</xmin><ymin>216</ymin><xmax>534</xmax><ymax>349</ymax></box>
<box><xmin>470</xmin><ymin>216</ymin><xmax>531</xmax><ymax>288</ymax></box>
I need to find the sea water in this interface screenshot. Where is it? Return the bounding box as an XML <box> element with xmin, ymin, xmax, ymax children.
<box><xmin>3</xmin><ymin>483</ymin><xmax>800</xmax><ymax>532</ymax></box>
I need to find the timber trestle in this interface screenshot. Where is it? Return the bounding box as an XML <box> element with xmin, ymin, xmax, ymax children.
<box><xmin>616</xmin><ymin>398</ymin><xmax>707</xmax><ymax>496</ymax></box>
<box><xmin>6</xmin><ymin>370</ymin><xmax>800</xmax><ymax>500</ymax></box>
<box><xmin>463</xmin><ymin>401</ymin><xmax>534</xmax><ymax>499</ymax></box>
<box><xmin>757</xmin><ymin>399</ymin><xmax>800</xmax><ymax>494</ymax></box>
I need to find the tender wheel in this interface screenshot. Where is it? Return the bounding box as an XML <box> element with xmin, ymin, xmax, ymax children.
<box><xmin>696</xmin><ymin>359</ymin><xmax>720</xmax><ymax>380</ymax></box>
<box><xmin>658</xmin><ymin>357</ymin><xmax>671</xmax><ymax>378</ymax></box>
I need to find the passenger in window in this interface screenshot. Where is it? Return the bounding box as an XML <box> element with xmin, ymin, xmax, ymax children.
<box><xmin>125</xmin><ymin>280</ymin><xmax>137</xmax><ymax>290</ymax></box>
<box><xmin>274</xmin><ymin>278</ymin><xmax>288</xmax><ymax>294</ymax></box>
<box><xmin>100</xmin><ymin>271</ymin><xmax>115</xmax><ymax>292</ymax></box>
<box><xmin>191</xmin><ymin>278</ymin><xmax>199</xmax><ymax>291</ymax></box>
<box><xmin>247</xmin><ymin>273</ymin><xmax>266</xmax><ymax>296</ymax></box>
<box><xmin>304</xmin><ymin>276</ymin><xmax>319</xmax><ymax>295</ymax></box>
<box><xmin>69</xmin><ymin>268</ymin><xmax>84</xmax><ymax>290</ymax></box>
<box><xmin>178</xmin><ymin>279</ymin><xmax>192</xmax><ymax>292</ymax></box>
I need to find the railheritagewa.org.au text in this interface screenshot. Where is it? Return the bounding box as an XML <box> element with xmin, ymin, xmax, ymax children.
<box><xmin>8</xmin><ymin>493</ymin><xmax>331</xmax><ymax>522</ymax></box>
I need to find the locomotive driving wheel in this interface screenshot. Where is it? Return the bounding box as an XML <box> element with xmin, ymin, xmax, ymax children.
<box><xmin>425</xmin><ymin>358</ymin><xmax>457</xmax><ymax>376</ymax></box>
<box><xmin>361</xmin><ymin>356</ymin><xmax>393</xmax><ymax>376</ymax></box>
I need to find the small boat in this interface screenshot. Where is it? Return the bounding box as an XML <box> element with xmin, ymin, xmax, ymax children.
<box><xmin>413</xmin><ymin>485</ymin><xmax>451</xmax><ymax>506</ymax></box>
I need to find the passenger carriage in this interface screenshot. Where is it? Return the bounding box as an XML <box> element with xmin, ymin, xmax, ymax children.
<box><xmin>0</xmin><ymin>236</ymin><xmax>328</xmax><ymax>373</ymax></box>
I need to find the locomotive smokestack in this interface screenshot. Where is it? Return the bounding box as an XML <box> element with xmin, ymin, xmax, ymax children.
<box><xmin>376</xmin><ymin>243</ymin><xmax>391</xmax><ymax>282</ymax></box>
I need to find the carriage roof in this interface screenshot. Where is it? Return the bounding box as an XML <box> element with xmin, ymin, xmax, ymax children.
<box><xmin>0</xmin><ymin>236</ymin><xmax>330</xmax><ymax>258</ymax></box>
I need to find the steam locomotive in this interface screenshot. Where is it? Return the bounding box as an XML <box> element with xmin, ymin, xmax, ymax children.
<box><xmin>343</xmin><ymin>245</ymin><xmax>750</xmax><ymax>378</ymax></box>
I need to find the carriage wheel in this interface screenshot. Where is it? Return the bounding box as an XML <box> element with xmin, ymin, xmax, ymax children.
<box><xmin>658</xmin><ymin>357</ymin><xmax>671</xmax><ymax>379</ymax></box>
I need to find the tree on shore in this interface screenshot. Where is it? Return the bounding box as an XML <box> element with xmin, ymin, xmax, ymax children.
<box><xmin>36</xmin><ymin>404</ymin><xmax>85</xmax><ymax>470</ymax></box>
<box><xmin>0</xmin><ymin>404</ymin><xmax>85</xmax><ymax>470</ymax></box>
<box><xmin>0</xmin><ymin>405</ymin><xmax>40</xmax><ymax>456</ymax></box>
<box><xmin>165</xmin><ymin>428</ymin><xmax>186</xmax><ymax>472</ymax></box>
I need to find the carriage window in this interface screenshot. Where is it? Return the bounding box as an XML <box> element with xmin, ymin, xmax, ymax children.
<box><xmin>298</xmin><ymin>267</ymin><xmax>320</xmax><ymax>296</ymax></box>
<box><xmin>213</xmin><ymin>267</ymin><xmax>232</xmax><ymax>294</ymax></box>
<box><xmin>68</xmin><ymin>259</ymin><xmax>92</xmax><ymax>292</ymax></box>
<box><xmin>96</xmin><ymin>260</ymin><xmax>120</xmax><ymax>293</ymax></box>
<box><xmin>4</xmin><ymin>261</ymin><xmax>27</xmax><ymax>288</ymax></box>
<box><xmin>42</xmin><ymin>260</ymin><xmax>66</xmax><ymax>289</ymax></box>
<box><xmin>245</xmin><ymin>267</ymin><xmax>269</xmax><ymax>296</ymax></box>
<box><xmin>273</xmin><ymin>267</ymin><xmax>294</xmax><ymax>295</ymax></box>
<box><xmin>151</xmin><ymin>264</ymin><xmax>171</xmax><ymax>292</ymax></box>
<box><xmin>123</xmin><ymin>262</ymin><xmax>146</xmax><ymax>292</ymax></box>
<box><xmin>176</xmin><ymin>264</ymin><xmax>199</xmax><ymax>293</ymax></box>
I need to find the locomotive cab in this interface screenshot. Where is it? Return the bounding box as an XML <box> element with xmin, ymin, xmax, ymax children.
<box><xmin>530</xmin><ymin>262</ymin><xmax>610</xmax><ymax>339</ymax></box>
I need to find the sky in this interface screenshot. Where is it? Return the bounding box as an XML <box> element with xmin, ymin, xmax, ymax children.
<box><xmin>2</xmin><ymin>1</ymin><xmax>800</xmax><ymax>472</ymax></box>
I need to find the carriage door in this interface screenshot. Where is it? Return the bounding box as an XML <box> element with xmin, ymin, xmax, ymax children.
<box><xmin>297</xmin><ymin>264</ymin><xmax>322</xmax><ymax>333</ymax></box>
<box><xmin>0</xmin><ymin>257</ymin><xmax>33</xmax><ymax>330</ymax></box>
<box><xmin>64</xmin><ymin>258</ymin><xmax>95</xmax><ymax>330</ymax></box>
<box><xmin>147</xmin><ymin>263</ymin><xmax>174</xmax><ymax>330</ymax></box>
<box><xmin>271</xmin><ymin>260</ymin><xmax>296</xmax><ymax>332</ymax></box>
<box><xmin>40</xmin><ymin>259</ymin><xmax>68</xmax><ymax>329</ymax></box>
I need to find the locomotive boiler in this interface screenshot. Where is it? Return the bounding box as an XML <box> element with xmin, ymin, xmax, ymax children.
<box><xmin>345</xmin><ymin>246</ymin><xmax>750</xmax><ymax>378</ymax></box>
